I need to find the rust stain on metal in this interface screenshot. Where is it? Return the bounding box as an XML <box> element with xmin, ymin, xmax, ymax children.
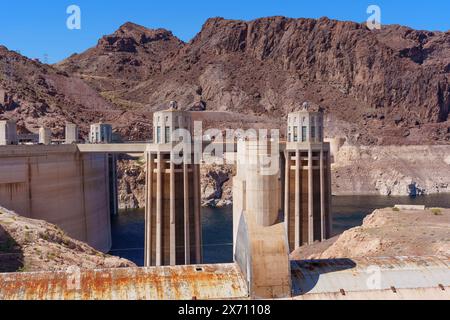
<box><xmin>0</xmin><ymin>263</ymin><xmax>248</xmax><ymax>300</ymax></box>
<box><xmin>2</xmin><ymin>256</ymin><xmax>449</xmax><ymax>300</ymax></box>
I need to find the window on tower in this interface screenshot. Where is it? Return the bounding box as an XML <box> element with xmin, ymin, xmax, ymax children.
<box><xmin>165</xmin><ymin>126</ymin><xmax>171</xmax><ymax>143</ymax></box>
<box><xmin>156</xmin><ymin>126</ymin><xmax>161</xmax><ymax>143</ymax></box>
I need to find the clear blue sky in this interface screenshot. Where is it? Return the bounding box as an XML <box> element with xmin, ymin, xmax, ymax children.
<box><xmin>0</xmin><ymin>0</ymin><xmax>449</xmax><ymax>63</ymax></box>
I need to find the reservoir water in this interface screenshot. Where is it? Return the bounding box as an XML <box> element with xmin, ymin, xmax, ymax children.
<box><xmin>110</xmin><ymin>194</ymin><xmax>450</xmax><ymax>266</ymax></box>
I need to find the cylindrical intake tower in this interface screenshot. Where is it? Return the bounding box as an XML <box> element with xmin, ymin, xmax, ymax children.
<box><xmin>144</xmin><ymin>105</ymin><xmax>202</xmax><ymax>267</ymax></box>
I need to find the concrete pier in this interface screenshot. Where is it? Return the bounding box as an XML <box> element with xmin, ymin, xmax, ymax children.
<box><xmin>65</xmin><ymin>123</ymin><xmax>79</xmax><ymax>144</ymax></box>
<box><xmin>0</xmin><ymin>120</ymin><xmax>17</xmax><ymax>145</ymax></box>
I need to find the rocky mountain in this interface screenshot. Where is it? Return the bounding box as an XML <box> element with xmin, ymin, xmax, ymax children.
<box><xmin>57</xmin><ymin>22</ymin><xmax>184</xmax><ymax>110</ymax></box>
<box><xmin>0</xmin><ymin>45</ymin><xmax>152</xmax><ymax>140</ymax></box>
<box><xmin>2</xmin><ymin>17</ymin><xmax>449</xmax><ymax>144</ymax></box>
<box><xmin>57</xmin><ymin>17</ymin><xmax>450</xmax><ymax>145</ymax></box>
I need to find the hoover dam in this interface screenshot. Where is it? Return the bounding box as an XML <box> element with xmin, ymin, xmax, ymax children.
<box><xmin>0</xmin><ymin>106</ymin><xmax>449</xmax><ymax>300</ymax></box>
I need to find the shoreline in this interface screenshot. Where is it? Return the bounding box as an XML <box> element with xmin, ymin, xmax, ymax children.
<box><xmin>116</xmin><ymin>193</ymin><xmax>450</xmax><ymax>212</ymax></box>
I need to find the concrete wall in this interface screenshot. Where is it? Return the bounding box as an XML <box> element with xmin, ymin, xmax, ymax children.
<box><xmin>0</xmin><ymin>145</ymin><xmax>112</xmax><ymax>252</ymax></box>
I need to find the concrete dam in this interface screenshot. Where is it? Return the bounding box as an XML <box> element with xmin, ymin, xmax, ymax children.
<box><xmin>0</xmin><ymin>105</ymin><xmax>334</xmax><ymax>266</ymax></box>
<box><xmin>0</xmin><ymin>144</ymin><xmax>113</xmax><ymax>253</ymax></box>
<box><xmin>0</xmin><ymin>105</ymin><xmax>449</xmax><ymax>300</ymax></box>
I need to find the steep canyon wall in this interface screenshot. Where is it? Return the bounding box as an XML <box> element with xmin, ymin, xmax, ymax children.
<box><xmin>332</xmin><ymin>145</ymin><xmax>450</xmax><ymax>196</ymax></box>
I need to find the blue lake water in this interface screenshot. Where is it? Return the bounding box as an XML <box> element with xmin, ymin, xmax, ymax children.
<box><xmin>110</xmin><ymin>194</ymin><xmax>450</xmax><ymax>266</ymax></box>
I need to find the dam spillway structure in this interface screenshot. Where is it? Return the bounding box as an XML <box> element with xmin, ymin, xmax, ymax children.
<box><xmin>144</xmin><ymin>103</ymin><xmax>202</xmax><ymax>267</ymax></box>
<box><xmin>285</xmin><ymin>104</ymin><xmax>332</xmax><ymax>250</ymax></box>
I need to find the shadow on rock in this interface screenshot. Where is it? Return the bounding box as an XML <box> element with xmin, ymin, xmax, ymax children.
<box><xmin>0</xmin><ymin>225</ymin><xmax>24</xmax><ymax>272</ymax></box>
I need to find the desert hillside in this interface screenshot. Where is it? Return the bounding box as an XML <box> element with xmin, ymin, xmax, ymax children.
<box><xmin>291</xmin><ymin>207</ymin><xmax>450</xmax><ymax>260</ymax></box>
<box><xmin>0</xmin><ymin>207</ymin><xmax>135</xmax><ymax>273</ymax></box>
<box><xmin>0</xmin><ymin>45</ymin><xmax>152</xmax><ymax>140</ymax></box>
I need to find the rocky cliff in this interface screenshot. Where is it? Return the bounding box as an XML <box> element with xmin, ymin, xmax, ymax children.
<box><xmin>117</xmin><ymin>158</ymin><xmax>146</xmax><ymax>210</ymax></box>
<box><xmin>116</xmin><ymin>159</ymin><xmax>234</xmax><ymax>210</ymax></box>
<box><xmin>291</xmin><ymin>207</ymin><xmax>450</xmax><ymax>260</ymax></box>
<box><xmin>0</xmin><ymin>206</ymin><xmax>135</xmax><ymax>273</ymax></box>
<box><xmin>201</xmin><ymin>164</ymin><xmax>233</xmax><ymax>207</ymax></box>
<box><xmin>332</xmin><ymin>145</ymin><xmax>450</xmax><ymax>196</ymax></box>
<box><xmin>58</xmin><ymin>22</ymin><xmax>183</xmax><ymax>101</ymax></box>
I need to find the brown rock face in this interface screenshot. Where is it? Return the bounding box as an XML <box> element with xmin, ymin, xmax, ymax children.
<box><xmin>57</xmin><ymin>16</ymin><xmax>450</xmax><ymax>145</ymax></box>
<box><xmin>57</xmin><ymin>22</ymin><xmax>184</xmax><ymax>93</ymax></box>
<box><xmin>201</xmin><ymin>164</ymin><xmax>233</xmax><ymax>207</ymax></box>
<box><xmin>117</xmin><ymin>158</ymin><xmax>146</xmax><ymax>210</ymax></box>
<box><xmin>0</xmin><ymin>44</ymin><xmax>154</xmax><ymax>140</ymax></box>
<box><xmin>115</xmin><ymin>159</ymin><xmax>234</xmax><ymax>210</ymax></box>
